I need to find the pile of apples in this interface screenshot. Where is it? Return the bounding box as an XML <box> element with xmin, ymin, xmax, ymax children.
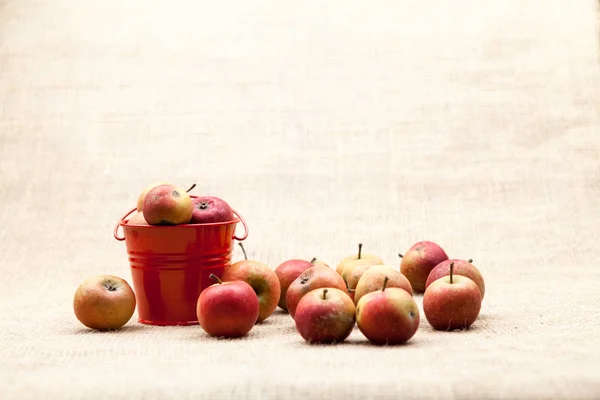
<box><xmin>128</xmin><ymin>182</ymin><xmax>236</xmax><ymax>226</ymax></box>
<box><xmin>197</xmin><ymin>242</ymin><xmax>485</xmax><ymax>344</ymax></box>
<box><xmin>73</xmin><ymin>183</ymin><xmax>486</xmax><ymax>345</ymax></box>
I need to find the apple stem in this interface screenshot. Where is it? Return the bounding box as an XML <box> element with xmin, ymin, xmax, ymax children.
<box><xmin>449</xmin><ymin>262</ymin><xmax>455</xmax><ymax>284</ymax></box>
<box><xmin>310</xmin><ymin>257</ymin><xmax>317</xmax><ymax>264</ymax></box>
<box><xmin>209</xmin><ymin>273</ymin><xmax>222</xmax><ymax>284</ymax></box>
<box><xmin>398</xmin><ymin>253</ymin><xmax>403</xmax><ymax>258</ymax></box>
<box><xmin>358</xmin><ymin>243</ymin><xmax>363</xmax><ymax>259</ymax></box>
<box><xmin>322</xmin><ymin>288</ymin><xmax>328</xmax><ymax>300</ymax></box>
<box><xmin>238</xmin><ymin>242</ymin><xmax>248</xmax><ymax>260</ymax></box>
<box><xmin>468</xmin><ymin>258</ymin><xmax>473</xmax><ymax>263</ymax></box>
<box><xmin>186</xmin><ymin>183</ymin><xmax>197</xmax><ymax>193</ymax></box>
<box><xmin>347</xmin><ymin>288</ymin><xmax>355</xmax><ymax>293</ymax></box>
<box><xmin>382</xmin><ymin>276</ymin><xmax>389</xmax><ymax>292</ymax></box>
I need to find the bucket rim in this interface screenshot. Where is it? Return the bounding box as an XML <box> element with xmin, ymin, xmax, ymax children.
<box><xmin>114</xmin><ymin>206</ymin><xmax>248</xmax><ymax>241</ymax></box>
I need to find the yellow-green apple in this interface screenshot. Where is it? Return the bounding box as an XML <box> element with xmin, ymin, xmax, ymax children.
<box><xmin>294</xmin><ymin>288</ymin><xmax>356</xmax><ymax>344</ymax></box>
<box><xmin>356</xmin><ymin>277</ymin><xmax>420</xmax><ymax>345</ymax></box>
<box><xmin>274</xmin><ymin>257</ymin><xmax>323</xmax><ymax>312</ymax></box>
<box><xmin>190</xmin><ymin>196</ymin><xmax>234</xmax><ymax>224</ymax></box>
<box><xmin>341</xmin><ymin>258</ymin><xmax>383</xmax><ymax>301</ymax></box>
<box><xmin>220</xmin><ymin>243</ymin><xmax>281</xmax><ymax>323</ymax></box>
<box><xmin>399</xmin><ymin>241</ymin><xmax>448</xmax><ymax>293</ymax></box>
<box><xmin>136</xmin><ymin>182</ymin><xmax>167</xmax><ymax>212</ymax></box>
<box><xmin>196</xmin><ymin>274</ymin><xmax>259</xmax><ymax>338</ymax></box>
<box><xmin>426</xmin><ymin>258</ymin><xmax>485</xmax><ymax>299</ymax></box>
<box><xmin>354</xmin><ymin>265</ymin><xmax>413</xmax><ymax>305</ymax></box>
<box><xmin>423</xmin><ymin>262</ymin><xmax>482</xmax><ymax>330</ymax></box>
<box><xmin>336</xmin><ymin>243</ymin><xmax>383</xmax><ymax>275</ymax></box>
<box><xmin>142</xmin><ymin>184</ymin><xmax>194</xmax><ymax>225</ymax></box>
<box><xmin>73</xmin><ymin>275</ymin><xmax>136</xmax><ymax>330</ymax></box>
<box><xmin>286</xmin><ymin>265</ymin><xmax>348</xmax><ymax>319</ymax></box>
<box><xmin>127</xmin><ymin>211</ymin><xmax>148</xmax><ymax>225</ymax></box>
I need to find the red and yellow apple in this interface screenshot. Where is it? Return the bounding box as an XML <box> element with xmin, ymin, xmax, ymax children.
<box><xmin>221</xmin><ymin>243</ymin><xmax>281</xmax><ymax>323</ymax></box>
<box><xmin>142</xmin><ymin>184</ymin><xmax>193</xmax><ymax>225</ymax></box>
<box><xmin>399</xmin><ymin>241</ymin><xmax>448</xmax><ymax>293</ymax></box>
<box><xmin>73</xmin><ymin>275</ymin><xmax>136</xmax><ymax>330</ymax></box>
<box><xmin>423</xmin><ymin>262</ymin><xmax>482</xmax><ymax>330</ymax></box>
<box><xmin>356</xmin><ymin>277</ymin><xmax>420</xmax><ymax>345</ymax></box>
<box><xmin>286</xmin><ymin>265</ymin><xmax>348</xmax><ymax>319</ymax></box>
<box><xmin>294</xmin><ymin>288</ymin><xmax>355</xmax><ymax>344</ymax></box>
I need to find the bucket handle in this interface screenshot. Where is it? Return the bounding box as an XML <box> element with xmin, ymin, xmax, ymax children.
<box><xmin>114</xmin><ymin>207</ymin><xmax>137</xmax><ymax>241</ymax></box>
<box><xmin>232</xmin><ymin>209</ymin><xmax>248</xmax><ymax>241</ymax></box>
<box><xmin>113</xmin><ymin>207</ymin><xmax>249</xmax><ymax>242</ymax></box>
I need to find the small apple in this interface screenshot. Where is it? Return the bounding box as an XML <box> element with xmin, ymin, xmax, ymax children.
<box><xmin>294</xmin><ymin>288</ymin><xmax>356</xmax><ymax>344</ymax></box>
<box><xmin>142</xmin><ymin>184</ymin><xmax>194</xmax><ymax>225</ymax></box>
<box><xmin>196</xmin><ymin>273</ymin><xmax>260</xmax><ymax>338</ymax></box>
<box><xmin>127</xmin><ymin>211</ymin><xmax>148</xmax><ymax>225</ymax></box>
<box><xmin>423</xmin><ymin>262</ymin><xmax>482</xmax><ymax>331</ymax></box>
<box><xmin>399</xmin><ymin>241</ymin><xmax>448</xmax><ymax>293</ymax></box>
<box><xmin>274</xmin><ymin>257</ymin><xmax>324</xmax><ymax>312</ymax></box>
<box><xmin>426</xmin><ymin>258</ymin><xmax>485</xmax><ymax>299</ymax></box>
<box><xmin>354</xmin><ymin>265</ymin><xmax>413</xmax><ymax>305</ymax></box>
<box><xmin>73</xmin><ymin>275</ymin><xmax>136</xmax><ymax>330</ymax></box>
<box><xmin>356</xmin><ymin>277</ymin><xmax>420</xmax><ymax>345</ymax></box>
<box><xmin>136</xmin><ymin>181</ymin><xmax>167</xmax><ymax>212</ymax></box>
<box><xmin>220</xmin><ymin>243</ymin><xmax>281</xmax><ymax>323</ymax></box>
<box><xmin>336</xmin><ymin>243</ymin><xmax>384</xmax><ymax>275</ymax></box>
<box><xmin>341</xmin><ymin>258</ymin><xmax>383</xmax><ymax>301</ymax></box>
<box><xmin>286</xmin><ymin>265</ymin><xmax>348</xmax><ymax>319</ymax></box>
<box><xmin>190</xmin><ymin>195</ymin><xmax>234</xmax><ymax>224</ymax></box>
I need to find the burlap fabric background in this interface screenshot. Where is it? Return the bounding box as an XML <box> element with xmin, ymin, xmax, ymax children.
<box><xmin>1</xmin><ymin>0</ymin><xmax>599</xmax><ymax>399</ymax></box>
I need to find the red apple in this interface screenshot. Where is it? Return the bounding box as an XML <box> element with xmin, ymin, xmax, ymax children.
<box><xmin>341</xmin><ymin>258</ymin><xmax>383</xmax><ymax>301</ymax></box>
<box><xmin>220</xmin><ymin>243</ymin><xmax>281</xmax><ymax>323</ymax></box>
<box><xmin>196</xmin><ymin>274</ymin><xmax>260</xmax><ymax>338</ymax></box>
<box><xmin>274</xmin><ymin>257</ymin><xmax>322</xmax><ymax>312</ymax></box>
<box><xmin>354</xmin><ymin>265</ymin><xmax>413</xmax><ymax>304</ymax></box>
<box><xmin>336</xmin><ymin>243</ymin><xmax>384</xmax><ymax>275</ymax></box>
<box><xmin>190</xmin><ymin>195</ymin><xmax>234</xmax><ymax>224</ymax></box>
<box><xmin>399</xmin><ymin>241</ymin><xmax>448</xmax><ymax>293</ymax></box>
<box><xmin>73</xmin><ymin>275</ymin><xmax>136</xmax><ymax>330</ymax></box>
<box><xmin>142</xmin><ymin>184</ymin><xmax>193</xmax><ymax>225</ymax></box>
<box><xmin>294</xmin><ymin>288</ymin><xmax>356</xmax><ymax>344</ymax></box>
<box><xmin>426</xmin><ymin>258</ymin><xmax>485</xmax><ymax>299</ymax></box>
<box><xmin>286</xmin><ymin>265</ymin><xmax>348</xmax><ymax>319</ymax></box>
<box><xmin>356</xmin><ymin>277</ymin><xmax>420</xmax><ymax>345</ymax></box>
<box><xmin>423</xmin><ymin>262</ymin><xmax>482</xmax><ymax>330</ymax></box>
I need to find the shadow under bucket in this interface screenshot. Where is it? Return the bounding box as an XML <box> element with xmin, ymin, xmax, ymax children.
<box><xmin>114</xmin><ymin>205</ymin><xmax>248</xmax><ymax>326</ymax></box>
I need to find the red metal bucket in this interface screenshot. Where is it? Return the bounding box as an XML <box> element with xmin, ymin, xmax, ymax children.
<box><xmin>113</xmin><ymin>204</ymin><xmax>248</xmax><ymax>326</ymax></box>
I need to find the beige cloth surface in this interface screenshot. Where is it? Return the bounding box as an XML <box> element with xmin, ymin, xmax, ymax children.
<box><xmin>1</xmin><ymin>0</ymin><xmax>600</xmax><ymax>399</ymax></box>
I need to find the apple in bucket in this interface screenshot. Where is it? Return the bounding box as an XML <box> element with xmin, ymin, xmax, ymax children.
<box><xmin>190</xmin><ymin>196</ymin><xmax>234</xmax><ymax>224</ymax></box>
<box><xmin>142</xmin><ymin>183</ymin><xmax>194</xmax><ymax>225</ymax></box>
<box><xmin>196</xmin><ymin>274</ymin><xmax>260</xmax><ymax>338</ymax></box>
<box><xmin>221</xmin><ymin>243</ymin><xmax>281</xmax><ymax>323</ymax></box>
<box><xmin>73</xmin><ymin>275</ymin><xmax>136</xmax><ymax>330</ymax></box>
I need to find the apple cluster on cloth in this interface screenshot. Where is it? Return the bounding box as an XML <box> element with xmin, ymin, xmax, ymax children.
<box><xmin>73</xmin><ymin>183</ymin><xmax>486</xmax><ymax>345</ymax></box>
<box><xmin>128</xmin><ymin>182</ymin><xmax>235</xmax><ymax>226</ymax></box>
